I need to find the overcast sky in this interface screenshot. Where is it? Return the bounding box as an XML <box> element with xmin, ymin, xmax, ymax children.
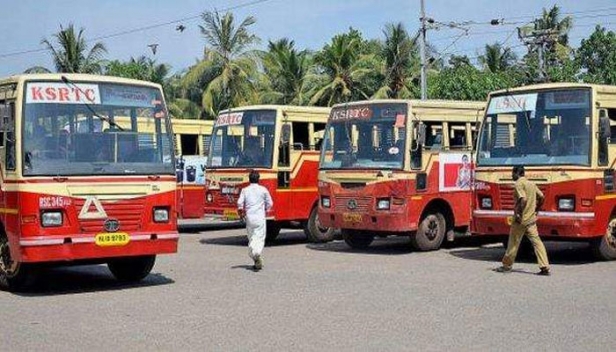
<box><xmin>0</xmin><ymin>0</ymin><xmax>614</xmax><ymax>77</ymax></box>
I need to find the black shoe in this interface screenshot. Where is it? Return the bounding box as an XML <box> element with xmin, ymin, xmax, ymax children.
<box><xmin>537</xmin><ymin>267</ymin><xmax>551</xmax><ymax>276</ymax></box>
<box><xmin>253</xmin><ymin>256</ymin><xmax>263</xmax><ymax>271</ymax></box>
<box><xmin>494</xmin><ymin>266</ymin><xmax>512</xmax><ymax>273</ymax></box>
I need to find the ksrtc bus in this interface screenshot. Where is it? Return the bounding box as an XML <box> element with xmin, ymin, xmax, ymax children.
<box><xmin>205</xmin><ymin>105</ymin><xmax>334</xmax><ymax>242</ymax></box>
<box><xmin>0</xmin><ymin>74</ymin><xmax>178</xmax><ymax>290</ymax></box>
<box><xmin>318</xmin><ymin>99</ymin><xmax>485</xmax><ymax>250</ymax></box>
<box><xmin>473</xmin><ymin>83</ymin><xmax>616</xmax><ymax>260</ymax></box>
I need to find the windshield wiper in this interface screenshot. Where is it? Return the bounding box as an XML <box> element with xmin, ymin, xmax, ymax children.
<box><xmin>60</xmin><ymin>76</ymin><xmax>124</xmax><ymax>131</ymax></box>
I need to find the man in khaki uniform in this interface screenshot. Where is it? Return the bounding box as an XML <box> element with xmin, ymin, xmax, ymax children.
<box><xmin>496</xmin><ymin>165</ymin><xmax>551</xmax><ymax>275</ymax></box>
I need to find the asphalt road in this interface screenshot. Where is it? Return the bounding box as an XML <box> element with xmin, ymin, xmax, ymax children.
<box><xmin>1</xmin><ymin>226</ymin><xmax>615</xmax><ymax>351</ymax></box>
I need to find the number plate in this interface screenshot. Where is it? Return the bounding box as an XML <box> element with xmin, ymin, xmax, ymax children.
<box><xmin>223</xmin><ymin>209</ymin><xmax>240</xmax><ymax>221</ymax></box>
<box><xmin>95</xmin><ymin>232</ymin><xmax>130</xmax><ymax>247</ymax></box>
<box><xmin>343</xmin><ymin>213</ymin><xmax>362</xmax><ymax>223</ymax></box>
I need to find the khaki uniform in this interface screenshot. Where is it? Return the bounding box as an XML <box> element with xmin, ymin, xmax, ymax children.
<box><xmin>502</xmin><ymin>177</ymin><xmax>550</xmax><ymax>269</ymax></box>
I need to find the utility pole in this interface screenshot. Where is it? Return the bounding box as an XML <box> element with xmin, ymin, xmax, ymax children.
<box><xmin>518</xmin><ymin>26</ymin><xmax>559</xmax><ymax>82</ymax></box>
<box><xmin>419</xmin><ymin>0</ymin><xmax>427</xmax><ymax>100</ymax></box>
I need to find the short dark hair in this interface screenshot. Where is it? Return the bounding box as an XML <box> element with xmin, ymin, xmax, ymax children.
<box><xmin>249</xmin><ymin>169</ymin><xmax>260</xmax><ymax>183</ymax></box>
<box><xmin>513</xmin><ymin>165</ymin><xmax>525</xmax><ymax>176</ymax></box>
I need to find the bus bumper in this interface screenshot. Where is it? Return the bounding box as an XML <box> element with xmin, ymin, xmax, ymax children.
<box><xmin>472</xmin><ymin>210</ymin><xmax>600</xmax><ymax>239</ymax></box>
<box><xmin>18</xmin><ymin>231</ymin><xmax>179</xmax><ymax>263</ymax></box>
<box><xmin>319</xmin><ymin>207</ymin><xmax>414</xmax><ymax>232</ymax></box>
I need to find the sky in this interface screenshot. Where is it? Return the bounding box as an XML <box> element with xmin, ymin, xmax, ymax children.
<box><xmin>0</xmin><ymin>0</ymin><xmax>614</xmax><ymax>77</ymax></box>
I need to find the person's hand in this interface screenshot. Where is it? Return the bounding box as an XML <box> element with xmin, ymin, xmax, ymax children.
<box><xmin>514</xmin><ymin>214</ymin><xmax>522</xmax><ymax>224</ymax></box>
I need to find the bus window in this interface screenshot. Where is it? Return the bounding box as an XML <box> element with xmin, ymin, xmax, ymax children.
<box><xmin>292</xmin><ymin>122</ymin><xmax>309</xmax><ymax>150</ymax></box>
<box><xmin>449</xmin><ymin>124</ymin><xmax>466</xmax><ymax>149</ymax></box>
<box><xmin>608</xmin><ymin>109</ymin><xmax>616</xmax><ymax>144</ymax></box>
<box><xmin>180</xmin><ymin>134</ymin><xmax>199</xmax><ymax>156</ymax></box>
<box><xmin>424</xmin><ymin>123</ymin><xmax>443</xmax><ymax>150</ymax></box>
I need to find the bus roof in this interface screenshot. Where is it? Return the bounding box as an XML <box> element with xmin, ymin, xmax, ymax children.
<box><xmin>0</xmin><ymin>73</ymin><xmax>163</xmax><ymax>89</ymax></box>
<box><xmin>331</xmin><ymin>99</ymin><xmax>485</xmax><ymax>111</ymax></box>
<box><xmin>219</xmin><ymin>105</ymin><xmax>331</xmax><ymax>115</ymax></box>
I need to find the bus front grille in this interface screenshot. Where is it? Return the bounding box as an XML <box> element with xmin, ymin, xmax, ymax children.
<box><xmin>334</xmin><ymin>196</ymin><xmax>372</xmax><ymax>212</ymax></box>
<box><xmin>74</xmin><ymin>198</ymin><xmax>146</xmax><ymax>232</ymax></box>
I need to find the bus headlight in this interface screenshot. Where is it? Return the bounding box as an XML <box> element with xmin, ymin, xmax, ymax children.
<box><xmin>481</xmin><ymin>197</ymin><xmax>493</xmax><ymax>209</ymax></box>
<box><xmin>206</xmin><ymin>192</ymin><xmax>213</xmax><ymax>203</ymax></box>
<box><xmin>41</xmin><ymin>211</ymin><xmax>63</xmax><ymax>227</ymax></box>
<box><xmin>321</xmin><ymin>197</ymin><xmax>331</xmax><ymax>208</ymax></box>
<box><xmin>558</xmin><ymin>197</ymin><xmax>575</xmax><ymax>211</ymax></box>
<box><xmin>153</xmin><ymin>208</ymin><xmax>170</xmax><ymax>223</ymax></box>
<box><xmin>376</xmin><ymin>198</ymin><xmax>390</xmax><ymax>210</ymax></box>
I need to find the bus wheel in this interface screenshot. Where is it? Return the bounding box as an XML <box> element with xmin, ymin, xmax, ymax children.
<box><xmin>411</xmin><ymin>212</ymin><xmax>446</xmax><ymax>251</ymax></box>
<box><xmin>0</xmin><ymin>233</ymin><xmax>34</xmax><ymax>291</ymax></box>
<box><xmin>265</xmin><ymin>221</ymin><xmax>281</xmax><ymax>243</ymax></box>
<box><xmin>342</xmin><ymin>230</ymin><xmax>374</xmax><ymax>249</ymax></box>
<box><xmin>591</xmin><ymin>218</ymin><xmax>616</xmax><ymax>261</ymax></box>
<box><xmin>108</xmin><ymin>255</ymin><xmax>156</xmax><ymax>282</ymax></box>
<box><xmin>304</xmin><ymin>206</ymin><xmax>335</xmax><ymax>243</ymax></box>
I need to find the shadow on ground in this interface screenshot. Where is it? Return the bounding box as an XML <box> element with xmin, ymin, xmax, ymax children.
<box><xmin>449</xmin><ymin>241</ymin><xmax>598</xmax><ymax>266</ymax></box>
<box><xmin>199</xmin><ymin>230</ymin><xmax>307</xmax><ymax>247</ymax></box>
<box><xmin>13</xmin><ymin>265</ymin><xmax>174</xmax><ymax>297</ymax></box>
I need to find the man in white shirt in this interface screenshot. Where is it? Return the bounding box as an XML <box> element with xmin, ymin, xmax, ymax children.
<box><xmin>237</xmin><ymin>170</ymin><xmax>274</xmax><ymax>271</ymax></box>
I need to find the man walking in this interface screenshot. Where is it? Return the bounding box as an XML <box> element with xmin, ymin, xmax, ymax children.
<box><xmin>237</xmin><ymin>170</ymin><xmax>273</xmax><ymax>271</ymax></box>
<box><xmin>496</xmin><ymin>165</ymin><xmax>551</xmax><ymax>276</ymax></box>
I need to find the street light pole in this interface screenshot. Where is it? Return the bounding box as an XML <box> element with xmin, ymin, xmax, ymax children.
<box><xmin>419</xmin><ymin>0</ymin><xmax>427</xmax><ymax>100</ymax></box>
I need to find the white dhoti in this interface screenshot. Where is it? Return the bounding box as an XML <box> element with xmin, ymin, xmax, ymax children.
<box><xmin>246</xmin><ymin>220</ymin><xmax>266</xmax><ymax>260</ymax></box>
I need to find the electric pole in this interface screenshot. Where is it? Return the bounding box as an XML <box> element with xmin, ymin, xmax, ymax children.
<box><xmin>419</xmin><ymin>0</ymin><xmax>427</xmax><ymax>100</ymax></box>
<box><xmin>518</xmin><ymin>26</ymin><xmax>559</xmax><ymax>82</ymax></box>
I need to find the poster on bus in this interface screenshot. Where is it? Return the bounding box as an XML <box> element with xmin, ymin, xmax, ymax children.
<box><xmin>176</xmin><ymin>156</ymin><xmax>208</xmax><ymax>185</ymax></box>
<box><xmin>439</xmin><ymin>152</ymin><xmax>473</xmax><ymax>192</ymax></box>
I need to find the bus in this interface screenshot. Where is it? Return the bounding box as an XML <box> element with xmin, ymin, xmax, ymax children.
<box><xmin>205</xmin><ymin>105</ymin><xmax>334</xmax><ymax>242</ymax></box>
<box><xmin>317</xmin><ymin>99</ymin><xmax>485</xmax><ymax>250</ymax></box>
<box><xmin>0</xmin><ymin>73</ymin><xmax>178</xmax><ymax>290</ymax></box>
<box><xmin>473</xmin><ymin>83</ymin><xmax>616</xmax><ymax>260</ymax></box>
<box><xmin>170</xmin><ymin>118</ymin><xmax>213</xmax><ymax>219</ymax></box>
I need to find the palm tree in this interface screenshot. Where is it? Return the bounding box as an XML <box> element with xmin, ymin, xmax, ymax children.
<box><xmin>182</xmin><ymin>11</ymin><xmax>260</xmax><ymax>118</ymax></box>
<box><xmin>373</xmin><ymin>23</ymin><xmax>418</xmax><ymax>99</ymax></box>
<box><xmin>38</xmin><ymin>23</ymin><xmax>107</xmax><ymax>74</ymax></box>
<box><xmin>309</xmin><ymin>32</ymin><xmax>372</xmax><ymax>106</ymax></box>
<box><xmin>261</xmin><ymin>39</ymin><xmax>310</xmax><ymax>105</ymax></box>
<box><xmin>535</xmin><ymin>5</ymin><xmax>573</xmax><ymax>47</ymax></box>
<box><xmin>478</xmin><ymin>43</ymin><xmax>517</xmax><ymax>73</ymax></box>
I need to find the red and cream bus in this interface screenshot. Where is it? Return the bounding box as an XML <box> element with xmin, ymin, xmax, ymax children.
<box><xmin>473</xmin><ymin>83</ymin><xmax>616</xmax><ymax>260</ymax></box>
<box><xmin>318</xmin><ymin>99</ymin><xmax>484</xmax><ymax>250</ymax></box>
<box><xmin>205</xmin><ymin>105</ymin><xmax>334</xmax><ymax>242</ymax></box>
<box><xmin>0</xmin><ymin>74</ymin><xmax>178</xmax><ymax>290</ymax></box>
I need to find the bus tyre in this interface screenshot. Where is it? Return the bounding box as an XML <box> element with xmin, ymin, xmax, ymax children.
<box><xmin>342</xmin><ymin>230</ymin><xmax>374</xmax><ymax>249</ymax></box>
<box><xmin>591</xmin><ymin>218</ymin><xmax>616</xmax><ymax>261</ymax></box>
<box><xmin>0</xmin><ymin>233</ymin><xmax>35</xmax><ymax>291</ymax></box>
<box><xmin>304</xmin><ymin>207</ymin><xmax>335</xmax><ymax>243</ymax></box>
<box><xmin>108</xmin><ymin>255</ymin><xmax>156</xmax><ymax>282</ymax></box>
<box><xmin>411</xmin><ymin>212</ymin><xmax>446</xmax><ymax>251</ymax></box>
<box><xmin>265</xmin><ymin>221</ymin><xmax>281</xmax><ymax>243</ymax></box>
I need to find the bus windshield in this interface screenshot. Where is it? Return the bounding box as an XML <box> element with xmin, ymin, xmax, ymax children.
<box><xmin>320</xmin><ymin>103</ymin><xmax>407</xmax><ymax>170</ymax></box>
<box><xmin>208</xmin><ymin>110</ymin><xmax>276</xmax><ymax>168</ymax></box>
<box><xmin>477</xmin><ymin>88</ymin><xmax>592</xmax><ymax>167</ymax></box>
<box><xmin>22</xmin><ymin>82</ymin><xmax>174</xmax><ymax>176</ymax></box>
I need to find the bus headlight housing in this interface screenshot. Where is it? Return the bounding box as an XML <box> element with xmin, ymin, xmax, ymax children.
<box><xmin>321</xmin><ymin>196</ymin><xmax>331</xmax><ymax>208</ymax></box>
<box><xmin>41</xmin><ymin>211</ymin><xmax>63</xmax><ymax>227</ymax></box>
<box><xmin>153</xmin><ymin>207</ymin><xmax>170</xmax><ymax>223</ymax></box>
<box><xmin>558</xmin><ymin>197</ymin><xmax>575</xmax><ymax>211</ymax></box>
<box><xmin>376</xmin><ymin>198</ymin><xmax>390</xmax><ymax>210</ymax></box>
<box><xmin>206</xmin><ymin>192</ymin><xmax>213</xmax><ymax>203</ymax></box>
<box><xmin>481</xmin><ymin>197</ymin><xmax>493</xmax><ymax>209</ymax></box>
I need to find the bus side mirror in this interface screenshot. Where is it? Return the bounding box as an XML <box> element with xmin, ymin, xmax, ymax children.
<box><xmin>281</xmin><ymin>123</ymin><xmax>291</xmax><ymax>144</ymax></box>
<box><xmin>599</xmin><ymin>109</ymin><xmax>611</xmax><ymax>140</ymax></box>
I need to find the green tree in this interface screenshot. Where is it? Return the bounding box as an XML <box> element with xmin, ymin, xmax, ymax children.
<box><xmin>105</xmin><ymin>56</ymin><xmax>170</xmax><ymax>85</ymax></box>
<box><xmin>34</xmin><ymin>23</ymin><xmax>107</xmax><ymax>74</ymax></box>
<box><xmin>261</xmin><ymin>39</ymin><xmax>310</xmax><ymax>105</ymax></box>
<box><xmin>429</xmin><ymin>64</ymin><xmax>515</xmax><ymax>101</ymax></box>
<box><xmin>183</xmin><ymin>11</ymin><xmax>260</xmax><ymax>118</ymax></box>
<box><xmin>310</xmin><ymin>28</ymin><xmax>374</xmax><ymax>106</ymax></box>
<box><xmin>577</xmin><ymin>26</ymin><xmax>616</xmax><ymax>85</ymax></box>
<box><xmin>478</xmin><ymin>43</ymin><xmax>517</xmax><ymax>73</ymax></box>
<box><xmin>373</xmin><ymin>23</ymin><xmax>418</xmax><ymax>99</ymax></box>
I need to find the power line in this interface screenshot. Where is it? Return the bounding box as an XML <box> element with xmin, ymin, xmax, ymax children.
<box><xmin>0</xmin><ymin>0</ymin><xmax>276</xmax><ymax>60</ymax></box>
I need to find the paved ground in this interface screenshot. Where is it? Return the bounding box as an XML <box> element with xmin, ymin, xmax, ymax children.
<box><xmin>1</xmin><ymin>226</ymin><xmax>615</xmax><ymax>351</ymax></box>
